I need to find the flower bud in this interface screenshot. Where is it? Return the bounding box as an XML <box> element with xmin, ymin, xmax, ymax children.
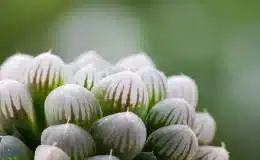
<box><xmin>167</xmin><ymin>74</ymin><xmax>198</xmax><ymax>108</ymax></box>
<box><xmin>45</xmin><ymin>84</ymin><xmax>102</xmax><ymax>129</ymax></box>
<box><xmin>144</xmin><ymin>125</ymin><xmax>198</xmax><ymax>160</ymax></box>
<box><xmin>72</xmin><ymin>65</ymin><xmax>104</xmax><ymax>90</ymax></box>
<box><xmin>193</xmin><ymin>144</ymin><xmax>229</xmax><ymax>160</ymax></box>
<box><xmin>0</xmin><ymin>53</ymin><xmax>33</xmax><ymax>82</ymax></box>
<box><xmin>88</xmin><ymin>155</ymin><xmax>119</xmax><ymax>160</ymax></box>
<box><xmin>34</xmin><ymin>144</ymin><xmax>70</xmax><ymax>160</ymax></box>
<box><xmin>0</xmin><ymin>135</ymin><xmax>33</xmax><ymax>159</ymax></box>
<box><xmin>70</xmin><ymin>50</ymin><xmax>112</xmax><ymax>73</ymax></box>
<box><xmin>146</xmin><ymin>98</ymin><xmax>196</xmax><ymax>134</ymax></box>
<box><xmin>136</xmin><ymin>67</ymin><xmax>167</xmax><ymax>110</ymax></box>
<box><xmin>0</xmin><ymin>80</ymin><xmax>37</xmax><ymax>136</ymax></box>
<box><xmin>91</xmin><ymin>71</ymin><xmax>149</xmax><ymax>119</ymax></box>
<box><xmin>41</xmin><ymin>123</ymin><xmax>96</xmax><ymax>160</ymax></box>
<box><xmin>194</xmin><ymin>111</ymin><xmax>216</xmax><ymax>145</ymax></box>
<box><xmin>115</xmin><ymin>52</ymin><xmax>156</xmax><ymax>72</ymax></box>
<box><xmin>89</xmin><ymin>112</ymin><xmax>147</xmax><ymax>160</ymax></box>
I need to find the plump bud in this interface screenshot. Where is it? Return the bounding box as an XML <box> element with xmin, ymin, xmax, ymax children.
<box><xmin>115</xmin><ymin>52</ymin><xmax>156</xmax><ymax>72</ymax></box>
<box><xmin>133</xmin><ymin>152</ymin><xmax>157</xmax><ymax>160</ymax></box>
<box><xmin>70</xmin><ymin>50</ymin><xmax>112</xmax><ymax>73</ymax></box>
<box><xmin>167</xmin><ymin>74</ymin><xmax>198</xmax><ymax>108</ymax></box>
<box><xmin>91</xmin><ymin>71</ymin><xmax>149</xmax><ymax>119</ymax></box>
<box><xmin>194</xmin><ymin>111</ymin><xmax>216</xmax><ymax>145</ymax></box>
<box><xmin>0</xmin><ymin>135</ymin><xmax>33</xmax><ymax>159</ymax></box>
<box><xmin>45</xmin><ymin>84</ymin><xmax>102</xmax><ymax>129</ymax></box>
<box><xmin>193</xmin><ymin>144</ymin><xmax>229</xmax><ymax>160</ymax></box>
<box><xmin>89</xmin><ymin>112</ymin><xmax>147</xmax><ymax>160</ymax></box>
<box><xmin>144</xmin><ymin>125</ymin><xmax>198</xmax><ymax>160</ymax></box>
<box><xmin>88</xmin><ymin>155</ymin><xmax>120</xmax><ymax>160</ymax></box>
<box><xmin>0</xmin><ymin>80</ymin><xmax>37</xmax><ymax>136</ymax></box>
<box><xmin>0</xmin><ymin>53</ymin><xmax>33</xmax><ymax>82</ymax></box>
<box><xmin>24</xmin><ymin>51</ymin><xmax>70</xmax><ymax>130</ymax></box>
<box><xmin>136</xmin><ymin>67</ymin><xmax>167</xmax><ymax>110</ymax></box>
<box><xmin>146</xmin><ymin>98</ymin><xmax>196</xmax><ymax>134</ymax></box>
<box><xmin>34</xmin><ymin>144</ymin><xmax>70</xmax><ymax>160</ymax></box>
<box><xmin>72</xmin><ymin>65</ymin><xmax>104</xmax><ymax>90</ymax></box>
<box><xmin>41</xmin><ymin>123</ymin><xmax>96</xmax><ymax>160</ymax></box>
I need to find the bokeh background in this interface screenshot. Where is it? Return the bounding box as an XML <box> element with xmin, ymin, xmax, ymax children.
<box><xmin>1</xmin><ymin>1</ymin><xmax>260</xmax><ymax>159</ymax></box>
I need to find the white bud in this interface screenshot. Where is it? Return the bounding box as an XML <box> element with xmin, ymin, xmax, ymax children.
<box><xmin>34</xmin><ymin>145</ymin><xmax>70</xmax><ymax>160</ymax></box>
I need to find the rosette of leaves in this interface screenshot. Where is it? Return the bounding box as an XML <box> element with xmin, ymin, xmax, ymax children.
<box><xmin>0</xmin><ymin>135</ymin><xmax>33</xmax><ymax>159</ymax></box>
<box><xmin>44</xmin><ymin>84</ymin><xmax>102</xmax><ymax>129</ymax></box>
<box><xmin>115</xmin><ymin>52</ymin><xmax>156</xmax><ymax>72</ymax></box>
<box><xmin>144</xmin><ymin>124</ymin><xmax>198</xmax><ymax>160</ymax></box>
<box><xmin>136</xmin><ymin>66</ymin><xmax>167</xmax><ymax>110</ymax></box>
<box><xmin>193</xmin><ymin>143</ymin><xmax>229</xmax><ymax>160</ymax></box>
<box><xmin>0</xmin><ymin>80</ymin><xmax>38</xmax><ymax>143</ymax></box>
<box><xmin>24</xmin><ymin>51</ymin><xmax>70</xmax><ymax>130</ymax></box>
<box><xmin>69</xmin><ymin>50</ymin><xmax>112</xmax><ymax>73</ymax></box>
<box><xmin>34</xmin><ymin>144</ymin><xmax>70</xmax><ymax>160</ymax></box>
<box><xmin>194</xmin><ymin>111</ymin><xmax>216</xmax><ymax>145</ymax></box>
<box><xmin>89</xmin><ymin>112</ymin><xmax>147</xmax><ymax>160</ymax></box>
<box><xmin>167</xmin><ymin>74</ymin><xmax>198</xmax><ymax>108</ymax></box>
<box><xmin>0</xmin><ymin>53</ymin><xmax>33</xmax><ymax>82</ymax></box>
<box><xmin>91</xmin><ymin>71</ymin><xmax>149</xmax><ymax>119</ymax></box>
<box><xmin>145</xmin><ymin>98</ymin><xmax>196</xmax><ymax>135</ymax></box>
<box><xmin>41</xmin><ymin>123</ymin><xmax>96</xmax><ymax>160</ymax></box>
<box><xmin>72</xmin><ymin>64</ymin><xmax>104</xmax><ymax>90</ymax></box>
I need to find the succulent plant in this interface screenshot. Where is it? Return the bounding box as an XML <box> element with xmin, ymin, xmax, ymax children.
<box><xmin>91</xmin><ymin>71</ymin><xmax>149</xmax><ymax>119</ymax></box>
<box><xmin>145</xmin><ymin>98</ymin><xmax>196</xmax><ymax>134</ymax></box>
<box><xmin>0</xmin><ymin>51</ymin><xmax>229</xmax><ymax>160</ymax></box>
<box><xmin>0</xmin><ymin>53</ymin><xmax>33</xmax><ymax>82</ymax></box>
<box><xmin>136</xmin><ymin>67</ymin><xmax>167</xmax><ymax>110</ymax></box>
<box><xmin>41</xmin><ymin>123</ymin><xmax>96</xmax><ymax>160</ymax></box>
<box><xmin>44</xmin><ymin>84</ymin><xmax>102</xmax><ymax>129</ymax></box>
<box><xmin>34</xmin><ymin>144</ymin><xmax>70</xmax><ymax>160</ymax></box>
<box><xmin>89</xmin><ymin>112</ymin><xmax>147</xmax><ymax>160</ymax></box>
<box><xmin>194</xmin><ymin>110</ymin><xmax>216</xmax><ymax>145</ymax></box>
<box><xmin>144</xmin><ymin>125</ymin><xmax>198</xmax><ymax>160</ymax></box>
<box><xmin>72</xmin><ymin>65</ymin><xmax>104</xmax><ymax>90</ymax></box>
<box><xmin>192</xmin><ymin>143</ymin><xmax>229</xmax><ymax>160</ymax></box>
<box><xmin>115</xmin><ymin>52</ymin><xmax>156</xmax><ymax>72</ymax></box>
<box><xmin>0</xmin><ymin>135</ymin><xmax>33</xmax><ymax>159</ymax></box>
<box><xmin>167</xmin><ymin>74</ymin><xmax>198</xmax><ymax>108</ymax></box>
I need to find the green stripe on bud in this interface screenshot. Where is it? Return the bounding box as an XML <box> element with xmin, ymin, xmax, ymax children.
<box><xmin>89</xmin><ymin>112</ymin><xmax>147</xmax><ymax>160</ymax></box>
<box><xmin>144</xmin><ymin>125</ymin><xmax>198</xmax><ymax>160</ymax></box>
<box><xmin>91</xmin><ymin>71</ymin><xmax>149</xmax><ymax>119</ymax></box>
<box><xmin>193</xmin><ymin>144</ymin><xmax>229</xmax><ymax>160</ymax></box>
<box><xmin>44</xmin><ymin>84</ymin><xmax>102</xmax><ymax>129</ymax></box>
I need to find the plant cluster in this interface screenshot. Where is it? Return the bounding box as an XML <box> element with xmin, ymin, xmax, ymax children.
<box><xmin>0</xmin><ymin>50</ymin><xmax>229</xmax><ymax>160</ymax></box>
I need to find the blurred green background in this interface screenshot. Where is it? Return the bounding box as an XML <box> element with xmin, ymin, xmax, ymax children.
<box><xmin>1</xmin><ymin>1</ymin><xmax>259</xmax><ymax>159</ymax></box>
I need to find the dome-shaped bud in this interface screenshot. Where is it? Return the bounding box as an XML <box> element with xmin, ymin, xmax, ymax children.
<box><xmin>193</xmin><ymin>144</ymin><xmax>229</xmax><ymax>160</ymax></box>
<box><xmin>41</xmin><ymin>123</ymin><xmax>96</xmax><ymax>160</ymax></box>
<box><xmin>167</xmin><ymin>74</ymin><xmax>198</xmax><ymax>108</ymax></box>
<box><xmin>70</xmin><ymin>50</ymin><xmax>112</xmax><ymax>73</ymax></box>
<box><xmin>0</xmin><ymin>80</ymin><xmax>37</xmax><ymax>136</ymax></box>
<box><xmin>0</xmin><ymin>53</ymin><xmax>33</xmax><ymax>82</ymax></box>
<box><xmin>45</xmin><ymin>84</ymin><xmax>102</xmax><ymax>129</ymax></box>
<box><xmin>88</xmin><ymin>155</ymin><xmax>119</xmax><ymax>160</ymax></box>
<box><xmin>91</xmin><ymin>71</ymin><xmax>149</xmax><ymax>119</ymax></box>
<box><xmin>34</xmin><ymin>144</ymin><xmax>70</xmax><ymax>160</ymax></box>
<box><xmin>144</xmin><ymin>125</ymin><xmax>198</xmax><ymax>160</ymax></box>
<box><xmin>136</xmin><ymin>67</ymin><xmax>167</xmax><ymax>110</ymax></box>
<box><xmin>72</xmin><ymin>65</ymin><xmax>104</xmax><ymax>90</ymax></box>
<box><xmin>90</xmin><ymin>112</ymin><xmax>147</xmax><ymax>160</ymax></box>
<box><xmin>146</xmin><ymin>98</ymin><xmax>196</xmax><ymax>134</ymax></box>
<box><xmin>0</xmin><ymin>135</ymin><xmax>33</xmax><ymax>159</ymax></box>
<box><xmin>115</xmin><ymin>52</ymin><xmax>156</xmax><ymax>72</ymax></box>
<box><xmin>194</xmin><ymin>111</ymin><xmax>216</xmax><ymax>145</ymax></box>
